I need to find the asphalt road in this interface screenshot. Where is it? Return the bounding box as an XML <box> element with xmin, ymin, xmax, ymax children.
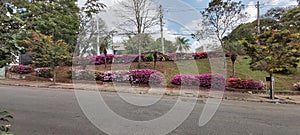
<box><xmin>0</xmin><ymin>85</ymin><xmax>300</xmax><ymax>135</ymax></box>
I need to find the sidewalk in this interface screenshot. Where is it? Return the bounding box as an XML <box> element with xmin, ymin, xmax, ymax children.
<box><xmin>1</xmin><ymin>79</ymin><xmax>299</xmax><ymax>105</ymax></box>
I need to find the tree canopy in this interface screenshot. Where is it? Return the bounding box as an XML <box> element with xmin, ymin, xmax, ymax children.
<box><xmin>0</xmin><ymin>1</ymin><xmax>24</xmax><ymax>68</ymax></box>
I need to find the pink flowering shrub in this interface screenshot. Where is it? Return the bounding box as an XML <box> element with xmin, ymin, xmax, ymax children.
<box><xmin>113</xmin><ymin>54</ymin><xmax>139</xmax><ymax>63</ymax></box>
<box><xmin>94</xmin><ymin>69</ymin><xmax>163</xmax><ymax>84</ymax></box>
<box><xmin>293</xmin><ymin>82</ymin><xmax>300</xmax><ymax>91</ymax></box>
<box><xmin>9</xmin><ymin>65</ymin><xmax>33</xmax><ymax>74</ymax></box>
<box><xmin>172</xmin><ymin>73</ymin><xmax>226</xmax><ymax>88</ymax></box>
<box><xmin>112</xmin><ymin>70</ymin><xmax>131</xmax><ymax>82</ymax></box>
<box><xmin>130</xmin><ymin>69</ymin><xmax>163</xmax><ymax>84</ymax></box>
<box><xmin>72</xmin><ymin>70</ymin><xmax>95</xmax><ymax>80</ymax></box>
<box><xmin>35</xmin><ymin>67</ymin><xmax>53</xmax><ymax>78</ymax></box>
<box><xmin>171</xmin><ymin>74</ymin><xmax>199</xmax><ymax>86</ymax></box>
<box><xmin>193</xmin><ymin>52</ymin><xmax>208</xmax><ymax>59</ymax></box>
<box><xmin>228</xmin><ymin>78</ymin><xmax>265</xmax><ymax>90</ymax></box>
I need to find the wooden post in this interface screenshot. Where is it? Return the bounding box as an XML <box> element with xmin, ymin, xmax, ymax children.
<box><xmin>269</xmin><ymin>73</ymin><xmax>275</xmax><ymax>100</ymax></box>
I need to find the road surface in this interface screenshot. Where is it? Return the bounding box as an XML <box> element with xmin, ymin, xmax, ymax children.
<box><xmin>0</xmin><ymin>85</ymin><xmax>299</xmax><ymax>135</ymax></box>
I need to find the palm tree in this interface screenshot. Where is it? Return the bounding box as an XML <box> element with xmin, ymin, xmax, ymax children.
<box><xmin>176</xmin><ymin>37</ymin><xmax>191</xmax><ymax>55</ymax></box>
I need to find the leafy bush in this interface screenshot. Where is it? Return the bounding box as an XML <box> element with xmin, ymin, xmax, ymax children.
<box><xmin>0</xmin><ymin>111</ymin><xmax>13</xmax><ymax>134</ymax></box>
<box><xmin>172</xmin><ymin>73</ymin><xmax>226</xmax><ymax>88</ymax></box>
<box><xmin>144</xmin><ymin>54</ymin><xmax>153</xmax><ymax>61</ymax></box>
<box><xmin>193</xmin><ymin>52</ymin><xmax>208</xmax><ymax>59</ymax></box>
<box><xmin>72</xmin><ymin>70</ymin><xmax>95</xmax><ymax>80</ymax></box>
<box><xmin>34</xmin><ymin>67</ymin><xmax>53</xmax><ymax>78</ymax></box>
<box><xmin>8</xmin><ymin>65</ymin><xmax>33</xmax><ymax>74</ymax></box>
<box><xmin>94</xmin><ymin>69</ymin><xmax>163</xmax><ymax>84</ymax></box>
<box><xmin>112</xmin><ymin>70</ymin><xmax>131</xmax><ymax>82</ymax></box>
<box><xmin>113</xmin><ymin>54</ymin><xmax>139</xmax><ymax>63</ymax></box>
<box><xmin>130</xmin><ymin>69</ymin><xmax>163</xmax><ymax>84</ymax></box>
<box><xmin>228</xmin><ymin>78</ymin><xmax>265</xmax><ymax>90</ymax></box>
<box><xmin>96</xmin><ymin>71</ymin><xmax>113</xmax><ymax>82</ymax></box>
<box><xmin>293</xmin><ymin>82</ymin><xmax>300</xmax><ymax>91</ymax></box>
<box><xmin>171</xmin><ymin>74</ymin><xmax>199</xmax><ymax>86</ymax></box>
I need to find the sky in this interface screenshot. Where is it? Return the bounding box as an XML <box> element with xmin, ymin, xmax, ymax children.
<box><xmin>77</xmin><ymin>0</ymin><xmax>298</xmax><ymax>53</ymax></box>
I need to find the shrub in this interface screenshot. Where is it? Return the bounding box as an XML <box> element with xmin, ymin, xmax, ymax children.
<box><xmin>113</xmin><ymin>54</ymin><xmax>139</xmax><ymax>63</ymax></box>
<box><xmin>34</xmin><ymin>67</ymin><xmax>53</xmax><ymax>78</ymax></box>
<box><xmin>94</xmin><ymin>69</ymin><xmax>163</xmax><ymax>84</ymax></box>
<box><xmin>193</xmin><ymin>52</ymin><xmax>208</xmax><ymax>59</ymax></box>
<box><xmin>171</xmin><ymin>74</ymin><xmax>199</xmax><ymax>86</ymax></box>
<box><xmin>130</xmin><ymin>69</ymin><xmax>163</xmax><ymax>84</ymax></box>
<box><xmin>144</xmin><ymin>54</ymin><xmax>153</xmax><ymax>61</ymax></box>
<box><xmin>72</xmin><ymin>70</ymin><xmax>95</xmax><ymax>80</ymax></box>
<box><xmin>96</xmin><ymin>71</ymin><xmax>113</xmax><ymax>82</ymax></box>
<box><xmin>112</xmin><ymin>70</ymin><xmax>131</xmax><ymax>82</ymax></box>
<box><xmin>293</xmin><ymin>82</ymin><xmax>300</xmax><ymax>91</ymax></box>
<box><xmin>228</xmin><ymin>78</ymin><xmax>265</xmax><ymax>90</ymax></box>
<box><xmin>172</xmin><ymin>73</ymin><xmax>226</xmax><ymax>88</ymax></box>
<box><xmin>8</xmin><ymin>65</ymin><xmax>33</xmax><ymax>74</ymax></box>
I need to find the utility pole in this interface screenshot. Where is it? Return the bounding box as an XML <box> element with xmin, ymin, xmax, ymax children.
<box><xmin>159</xmin><ymin>5</ymin><xmax>165</xmax><ymax>54</ymax></box>
<box><xmin>96</xmin><ymin>16</ymin><xmax>100</xmax><ymax>56</ymax></box>
<box><xmin>255</xmin><ymin>1</ymin><xmax>261</xmax><ymax>35</ymax></box>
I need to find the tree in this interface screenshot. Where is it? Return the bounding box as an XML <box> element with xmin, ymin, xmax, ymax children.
<box><xmin>281</xmin><ymin>7</ymin><xmax>300</xmax><ymax>33</ymax></box>
<box><xmin>0</xmin><ymin>1</ymin><xmax>24</xmax><ymax>68</ymax></box>
<box><xmin>176</xmin><ymin>37</ymin><xmax>190</xmax><ymax>54</ymax></box>
<box><xmin>124</xmin><ymin>34</ymin><xmax>155</xmax><ymax>54</ymax></box>
<box><xmin>198</xmin><ymin>0</ymin><xmax>247</xmax><ymax>48</ymax></box>
<box><xmin>25</xmin><ymin>32</ymin><xmax>71</xmax><ymax>84</ymax></box>
<box><xmin>263</xmin><ymin>6</ymin><xmax>294</xmax><ymax>21</ymax></box>
<box><xmin>116</xmin><ymin>0</ymin><xmax>160</xmax><ymax>68</ymax></box>
<box><xmin>75</xmin><ymin>0</ymin><xmax>107</xmax><ymax>57</ymax></box>
<box><xmin>15</xmin><ymin>1</ymin><xmax>81</xmax><ymax>51</ymax></box>
<box><xmin>241</xmin><ymin>30</ymin><xmax>300</xmax><ymax>99</ymax></box>
<box><xmin>99</xmin><ymin>37</ymin><xmax>111</xmax><ymax>68</ymax></box>
<box><xmin>154</xmin><ymin>38</ymin><xmax>177</xmax><ymax>53</ymax></box>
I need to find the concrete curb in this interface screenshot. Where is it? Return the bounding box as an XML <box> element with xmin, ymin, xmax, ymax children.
<box><xmin>0</xmin><ymin>81</ymin><xmax>299</xmax><ymax>105</ymax></box>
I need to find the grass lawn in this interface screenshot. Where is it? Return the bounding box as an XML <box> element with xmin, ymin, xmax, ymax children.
<box><xmin>24</xmin><ymin>56</ymin><xmax>300</xmax><ymax>91</ymax></box>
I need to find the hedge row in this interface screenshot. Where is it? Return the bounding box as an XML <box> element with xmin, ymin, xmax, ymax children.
<box><xmin>171</xmin><ymin>74</ymin><xmax>226</xmax><ymax>88</ymax></box>
<box><xmin>73</xmin><ymin>69</ymin><xmax>163</xmax><ymax>84</ymax></box>
<box><xmin>227</xmin><ymin>78</ymin><xmax>266</xmax><ymax>90</ymax></box>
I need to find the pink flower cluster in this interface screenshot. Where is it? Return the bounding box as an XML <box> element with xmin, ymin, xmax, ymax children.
<box><xmin>171</xmin><ymin>73</ymin><xmax>226</xmax><ymax>88</ymax></box>
<box><xmin>94</xmin><ymin>69</ymin><xmax>163</xmax><ymax>84</ymax></box>
<box><xmin>228</xmin><ymin>78</ymin><xmax>265</xmax><ymax>90</ymax></box>
<box><xmin>193</xmin><ymin>52</ymin><xmax>208</xmax><ymax>59</ymax></box>
<box><xmin>9</xmin><ymin>65</ymin><xmax>33</xmax><ymax>74</ymax></box>
<box><xmin>73</xmin><ymin>70</ymin><xmax>95</xmax><ymax>80</ymax></box>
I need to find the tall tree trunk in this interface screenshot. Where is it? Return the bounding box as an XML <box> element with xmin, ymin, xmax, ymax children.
<box><xmin>232</xmin><ymin>62</ymin><xmax>235</xmax><ymax>77</ymax></box>
<box><xmin>138</xmin><ymin>34</ymin><xmax>141</xmax><ymax>69</ymax></box>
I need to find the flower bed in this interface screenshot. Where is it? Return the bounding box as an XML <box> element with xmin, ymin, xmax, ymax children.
<box><xmin>72</xmin><ymin>70</ymin><xmax>95</xmax><ymax>80</ymax></box>
<box><xmin>8</xmin><ymin>65</ymin><xmax>33</xmax><ymax>74</ymax></box>
<box><xmin>193</xmin><ymin>52</ymin><xmax>208</xmax><ymax>59</ymax></box>
<box><xmin>228</xmin><ymin>78</ymin><xmax>265</xmax><ymax>90</ymax></box>
<box><xmin>172</xmin><ymin>73</ymin><xmax>226</xmax><ymax>88</ymax></box>
<box><xmin>94</xmin><ymin>69</ymin><xmax>163</xmax><ymax>84</ymax></box>
<box><xmin>35</xmin><ymin>67</ymin><xmax>53</xmax><ymax>78</ymax></box>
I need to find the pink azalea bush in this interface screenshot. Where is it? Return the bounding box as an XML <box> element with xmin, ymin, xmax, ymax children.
<box><xmin>293</xmin><ymin>82</ymin><xmax>300</xmax><ymax>91</ymax></box>
<box><xmin>172</xmin><ymin>73</ymin><xmax>226</xmax><ymax>88</ymax></box>
<box><xmin>34</xmin><ymin>67</ymin><xmax>53</xmax><ymax>78</ymax></box>
<box><xmin>72</xmin><ymin>70</ymin><xmax>95</xmax><ymax>80</ymax></box>
<box><xmin>228</xmin><ymin>78</ymin><xmax>265</xmax><ymax>90</ymax></box>
<box><xmin>94</xmin><ymin>69</ymin><xmax>163</xmax><ymax>84</ymax></box>
<box><xmin>130</xmin><ymin>69</ymin><xmax>163</xmax><ymax>84</ymax></box>
<box><xmin>193</xmin><ymin>52</ymin><xmax>208</xmax><ymax>59</ymax></box>
<box><xmin>9</xmin><ymin>65</ymin><xmax>33</xmax><ymax>74</ymax></box>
